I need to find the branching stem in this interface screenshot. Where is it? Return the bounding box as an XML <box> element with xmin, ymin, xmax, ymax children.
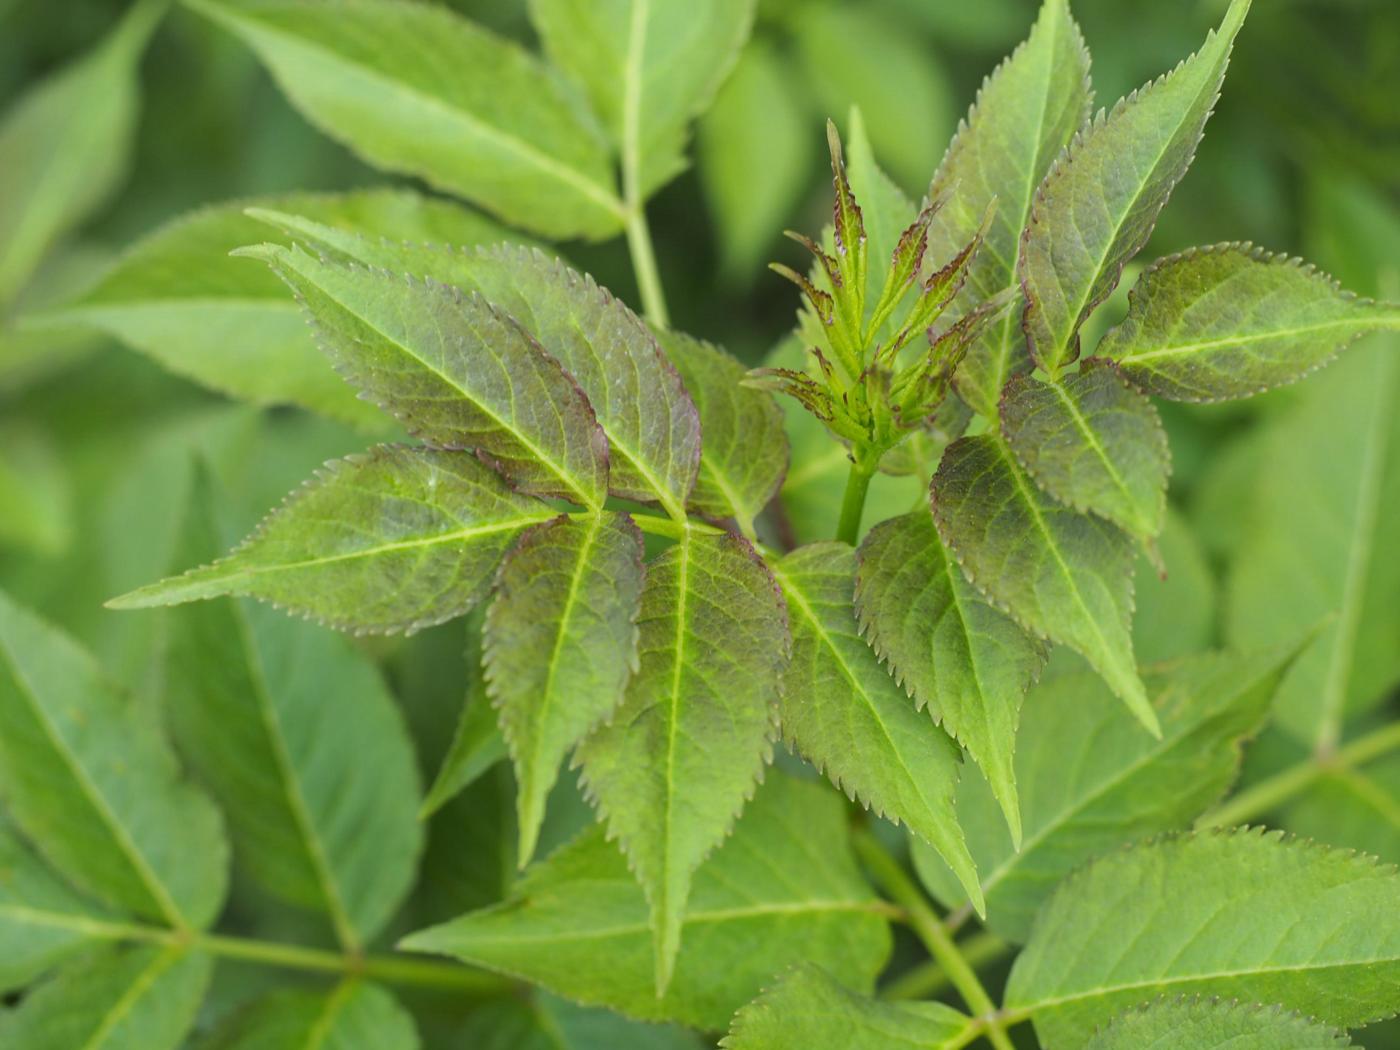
<box><xmin>852</xmin><ymin>830</ymin><xmax>1015</xmax><ymax>1050</ymax></box>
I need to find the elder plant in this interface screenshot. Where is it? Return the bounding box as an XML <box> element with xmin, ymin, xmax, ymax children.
<box><xmin>2</xmin><ymin>0</ymin><xmax>1399</xmax><ymax>1047</ymax></box>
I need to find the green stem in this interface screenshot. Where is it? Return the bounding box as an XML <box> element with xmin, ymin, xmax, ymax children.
<box><xmin>1198</xmin><ymin>720</ymin><xmax>1400</xmax><ymax>829</ymax></box>
<box><xmin>625</xmin><ymin>204</ymin><xmax>670</xmax><ymax>330</ymax></box>
<box><xmin>836</xmin><ymin>460</ymin><xmax>875</xmax><ymax>546</ymax></box>
<box><xmin>853</xmin><ymin>831</ymin><xmax>1014</xmax><ymax>1050</ymax></box>
<box><xmin>881</xmin><ymin>930</ymin><xmax>1011</xmax><ymax>1001</ymax></box>
<box><xmin>88</xmin><ymin>922</ymin><xmax>510</xmax><ymax>995</ymax></box>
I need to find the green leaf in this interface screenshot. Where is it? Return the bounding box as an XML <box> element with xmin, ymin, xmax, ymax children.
<box><xmin>697</xmin><ymin>41</ymin><xmax>809</xmax><ymax>283</ymax></box>
<box><xmin>931</xmin><ymin>434</ymin><xmax>1153</xmax><ymax>732</ymax></box>
<box><xmin>844</xmin><ymin>107</ymin><xmax>918</xmax><ymax>309</ymax></box>
<box><xmin>930</xmin><ymin>0</ymin><xmax>1092</xmax><ymax>418</ymax></box>
<box><xmin>1004</xmin><ymin>830</ymin><xmax>1400</xmax><ymax>1046</ymax></box>
<box><xmin>0</xmin><ymin>0</ymin><xmax>161</xmax><ymax>304</ymax></box>
<box><xmin>0</xmin><ymin>946</ymin><xmax>211</xmax><ymax>1050</ymax></box>
<box><xmin>722</xmin><ymin>963</ymin><xmax>972</xmax><ymax>1049</ymax></box>
<box><xmin>1227</xmin><ymin>342</ymin><xmax>1400</xmax><ymax>749</ymax></box>
<box><xmin>856</xmin><ymin>511</ymin><xmax>1047</xmax><ymax>844</ymax></box>
<box><xmin>0</xmin><ymin>819</ymin><xmax>121</xmax><ymax>994</ymax></box>
<box><xmin>1000</xmin><ymin>360</ymin><xmax>1169</xmax><ymax>547</ymax></box>
<box><xmin>1020</xmin><ymin>0</ymin><xmax>1250</xmax><ymax>375</ymax></box>
<box><xmin>0</xmin><ymin>589</ymin><xmax>227</xmax><ymax>930</ymax></box>
<box><xmin>109</xmin><ymin>446</ymin><xmax>554</xmax><ymax>634</ymax></box>
<box><xmin>771</xmin><ymin>543</ymin><xmax>982</xmax><ymax>902</ymax></box>
<box><xmin>793</xmin><ymin>3</ymin><xmax>955</xmax><ymax>192</ymax></box>
<box><xmin>459</xmin><ymin>992</ymin><xmax>703</xmax><ymax>1050</ymax></box>
<box><xmin>914</xmin><ymin>648</ymin><xmax>1294</xmax><ymax>942</ymax></box>
<box><xmin>484</xmin><ymin>513</ymin><xmax>644</xmax><ymax>865</ymax></box>
<box><xmin>401</xmin><ymin>773</ymin><xmax>891</xmax><ymax>1031</ymax></box>
<box><xmin>197</xmin><ymin>981</ymin><xmax>419</xmax><ymax>1050</ymax></box>
<box><xmin>0</xmin><ymin>425</ymin><xmax>72</xmax><ymax>557</ymax></box>
<box><xmin>44</xmin><ymin>190</ymin><xmax>513</xmax><ymax>428</ymax></box>
<box><xmin>188</xmin><ymin>0</ymin><xmax>624</xmax><ymax>239</ymax></box>
<box><xmin>575</xmin><ymin>530</ymin><xmax>788</xmax><ymax>992</ymax></box>
<box><xmin>243</xmin><ymin>244</ymin><xmax>610</xmax><ymax>510</ymax></box>
<box><xmin>1085</xmin><ymin>999</ymin><xmax>1351</xmax><ymax>1050</ymax></box>
<box><xmin>1099</xmin><ymin>243</ymin><xmax>1400</xmax><ymax>402</ymax></box>
<box><xmin>243</xmin><ymin>216</ymin><xmax>702</xmax><ymax>518</ymax></box>
<box><xmin>165</xmin><ymin>481</ymin><xmax>423</xmax><ymax>948</ymax></box>
<box><xmin>529</xmin><ymin>0</ymin><xmax>754</xmax><ymax>198</ymax></box>
<box><xmin>657</xmin><ymin>331</ymin><xmax>786</xmax><ymax>533</ymax></box>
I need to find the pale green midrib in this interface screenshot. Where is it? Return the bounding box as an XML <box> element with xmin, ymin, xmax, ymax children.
<box><xmin>773</xmin><ymin>563</ymin><xmax>947</xmax><ymax>824</ymax></box>
<box><xmin>0</xmin><ymin>644</ymin><xmax>187</xmax><ymax>929</ymax></box>
<box><xmin>80</xmin><ymin>945</ymin><xmax>183</xmax><ymax>1050</ymax></box>
<box><xmin>657</xmin><ymin>527</ymin><xmax>690</xmax><ymax>967</ymax></box>
<box><xmin>983</xmin><ymin>0</ymin><xmax>1076</xmax><ymax>411</ymax></box>
<box><xmin>1048</xmin><ymin>42</ymin><xmax>1229</xmax><ymax>369</ymax></box>
<box><xmin>1315</xmin><ymin>355</ymin><xmax>1394</xmax><ymax>751</ymax></box>
<box><xmin>234</xmin><ymin>605</ymin><xmax>360</xmax><ymax>951</ymax></box>
<box><xmin>304</xmin><ymin>267</ymin><xmax>601</xmax><ymax>510</ymax></box>
<box><xmin>516</xmin><ymin>515</ymin><xmax>601</xmax><ymax>858</ymax></box>
<box><xmin>440</xmin><ymin>899</ymin><xmax>888</xmax><ymax>945</ymax></box>
<box><xmin>54</xmin><ymin>295</ymin><xmax>301</xmax><ymax>316</ymax></box>
<box><xmin>1012</xmin><ymin>955</ymin><xmax>1400</xmax><ymax>1016</ymax></box>
<box><xmin>1116</xmin><ymin>315</ymin><xmax>1400</xmax><ymax>365</ymax></box>
<box><xmin>0</xmin><ymin>902</ymin><xmax>150</xmax><ymax>940</ymax></box>
<box><xmin>140</xmin><ymin>515</ymin><xmax>554</xmax><ymax>598</ymax></box>
<box><xmin>1046</xmin><ymin>375</ymin><xmax>1149</xmax><ymax>531</ymax></box>
<box><xmin>702</xmin><ymin>452</ymin><xmax>755</xmax><ymax>530</ymax></box>
<box><xmin>305</xmin><ymin>978</ymin><xmax>356</xmax><ymax>1050</ymax></box>
<box><xmin>992</xmin><ymin>438</ymin><xmax>1135</xmax><ymax>701</ymax></box>
<box><xmin>196</xmin><ymin>1</ymin><xmax>626</xmax><ymax>220</ymax></box>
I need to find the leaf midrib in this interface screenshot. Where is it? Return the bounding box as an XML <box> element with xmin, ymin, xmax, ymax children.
<box><xmin>80</xmin><ymin>947</ymin><xmax>185</xmax><ymax>1050</ymax></box>
<box><xmin>1117</xmin><ymin>315</ymin><xmax>1400</xmax><ymax>365</ymax></box>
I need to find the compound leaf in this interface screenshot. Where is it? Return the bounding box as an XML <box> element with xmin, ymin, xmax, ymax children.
<box><xmin>1020</xmin><ymin>0</ymin><xmax>1250</xmax><ymax>374</ymax></box>
<box><xmin>165</xmin><ymin>478</ymin><xmax>423</xmax><ymax>948</ymax></box>
<box><xmin>930</xmin><ymin>0</ymin><xmax>1092</xmax><ymax>418</ymax></box>
<box><xmin>197</xmin><ymin>981</ymin><xmax>419</xmax><ymax>1050</ymax></box>
<box><xmin>0</xmin><ymin>590</ymin><xmax>227</xmax><ymax>930</ymax></box>
<box><xmin>1100</xmin><ymin>243</ymin><xmax>1400</xmax><ymax>401</ymax></box>
<box><xmin>401</xmin><ymin>774</ymin><xmax>891</xmax><ymax>1031</ymax></box>
<box><xmin>188</xmin><ymin>0</ymin><xmax>624</xmax><ymax>239</ymax></box>
<box><xmin>575</xmin><ymin>530</ymin><xmax>788</xmax><ymax>992</ymax></box>
<box><xmin>856</xmin><ymin>511</ymin><xmax>1046</xmax><ymax>844</ymax></box>
<box><xmin>1227</xmin><ymin>342</ymin><xmax>1400</xmax><ymax>749</ymax></box>
<box><xmin>722</xmin><ymin>964</ymin><xmax>972</xmax><ymax>1049</ymax></box>
<box><xmin>1084</xmin><ymin>999</ymin><xmax>1351</xmax><ymax>1050</ymax></box>
<box><xmin>244</xmin><ymin>244</ymin><xmax>610</xmax><ymax>510</ymax></box>
<box><xmin>1001</xmin><ymin>360</ymin><xmax>1169</xmax><ymax>546</ymax></box>
<box><xmin>658</xmin><ymin>330</ymin><xmax>786</xmax><ymax>534</ymax></box>
<box><xmin>771</xmin><ymin>543</ymin><xmax>981</xmax><ymax>911</ymax></box>
<box><xmin>245</xmin><ymin>215</ymin><xmax>702</xmax><ymax>517</ymax></box>
<box><xmin>484</xmin><ymin>513</ymin><xmax>644</xmax><ymax>866</ymax></box>
<box><xmin>1004</xmin><ymin>830</ymin><xmax>1400</xmax><ymax>1046</ymax></box>
<box><xmin>110</xmin><ymin>446</ymin><xmax>555</xmax><ymax>634</ymax></box>
<box><xmin>0</xmin><ymin>946</ymin><xmax>211</xmax><ymax>1050</ymax></box>
<box><xmin>931</xmin><ymin>434</ymin><xmax>1152</xmax><ymax>732</ymax></box>
<box><xmin>40</xmin><ymin>190</ymin><xmax>514</xmax><ymax>429</ymax></box>
<box><xmin>0</xmin><ymin>0</ymin><xmax>161</xmax><ymax>304</ymax></box>
<box><xmin>529</xmin><ymin>0</ymin><xmax>754</xmax><ymax>198</ymax></box>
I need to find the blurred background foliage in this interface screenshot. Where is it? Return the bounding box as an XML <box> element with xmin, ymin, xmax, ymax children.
<box><xmin>1</xmin><ymin>0</ymin><xmax>1397</xmax><ymax>1044</ymax></box>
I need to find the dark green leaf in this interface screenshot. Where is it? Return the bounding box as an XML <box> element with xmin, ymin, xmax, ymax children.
<box><xmin>197</xmin><ymin>981</ymin><xmax>419</xmax><ymax>1050</ymax></box>
<box><xmin>771</xmin><ymin>543</ymin><xmax>982</xmax><ymax>912</ymax></box>
<box><xmin>110</xmin><ymin>446</ymin><xmax>554</xmax><ymax>634</ymax></box>
<box><xmin>1020</xmin><ymin>0</ymin><xmax>1250</xmax><ymax>374</ymax></box>
<box><xmin>484</xmin><ymin>513</ymin><xmax>644</xmax><ymax>865</ymax></box>
<box><xmin>575</xmin><ymin>530</ymin><xmax>789</xmax><ymax>991</ymax></box>
<box><xmin>857</xmin><ymin>511</ymin><xmax>1046</xmax><ymax>843</ymax></box>
<box><xmin>1100</xmin><ymin>243</ymin><xmax>1400</xmax><ymax>401</ymax></box>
